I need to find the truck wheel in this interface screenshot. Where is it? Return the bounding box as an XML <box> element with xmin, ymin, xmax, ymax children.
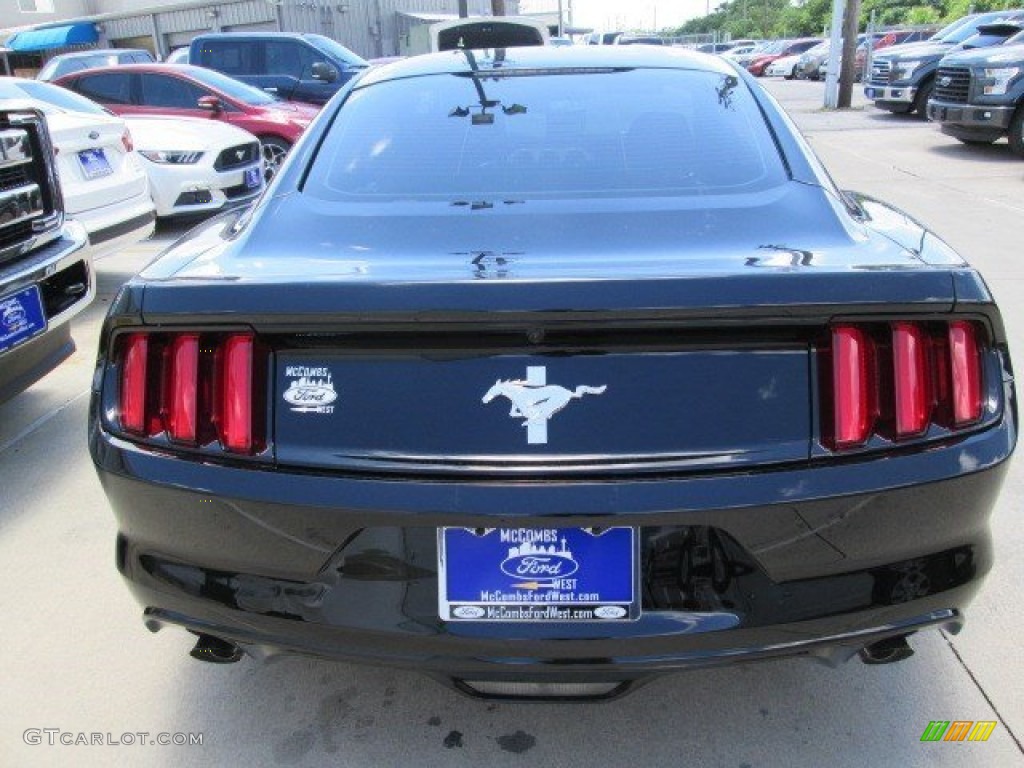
<box><xmin>1009</xmin><ymin>106</ymin><xmax>1024</xmax><ymax>158</ymax></box>
<box><xmin>911</xmin><ymin>79</ymin><xmax>933</xmax><ymax>119</ymax></box>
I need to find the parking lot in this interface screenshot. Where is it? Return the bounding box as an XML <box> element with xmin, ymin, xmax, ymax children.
<box><xmin>1</xmin><ymin>78</ymin><xmax>1022</xmax><ymax>767</ymax></box>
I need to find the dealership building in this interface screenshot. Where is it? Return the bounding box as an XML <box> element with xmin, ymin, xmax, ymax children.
<box><xmin>0</xmin><ymin>0</ymin><xmax>523</xmax><ymax>73</ymax></box>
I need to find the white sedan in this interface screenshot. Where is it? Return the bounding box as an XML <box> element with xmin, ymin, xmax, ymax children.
<box><xmin>0</xmin><ymin>78</ymin><xmax>155</xmax><ymax>255</ymax></box>
<box><xmin>765</xmin><ymin>53</ymin><xmax>801</xmax><ymax>79</ymax></box>
<box><xmin>124</xmin><ymin>116</ymin><xmax>265</xmax><ymax>218</ymax></box>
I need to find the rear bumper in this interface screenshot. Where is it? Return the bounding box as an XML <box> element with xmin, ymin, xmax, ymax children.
<box><xmin>73</xmin><ymin>189</ymin><xmax>155</xmax><ymax>256</ymax></box>
<box><xmin>90</xmin><ymin>400</ymin><xmax>1014</xmax><ymax>684</ymax></box>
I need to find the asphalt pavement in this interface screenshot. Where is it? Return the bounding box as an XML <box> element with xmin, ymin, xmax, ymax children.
<box><xmin>1</xmin><ymin>78</ymin><xmax>1022</xmax><ymax>767</ymax></box>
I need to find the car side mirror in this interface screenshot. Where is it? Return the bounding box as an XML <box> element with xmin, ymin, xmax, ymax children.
<box><xmin>311</xmin><ymin>61</ymin><xmax>338</xmax><ymax>83</ymax></box>
<box><xmin>197</xmin><ymin>95</ymin><xmax>222</xmax><ymax>111</ymax></box>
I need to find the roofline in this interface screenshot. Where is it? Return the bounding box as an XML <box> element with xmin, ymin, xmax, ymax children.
<box><xmin>355</xmin><ymin>46</ymin><xmax>741</xmax><ymax>88</ymax></box>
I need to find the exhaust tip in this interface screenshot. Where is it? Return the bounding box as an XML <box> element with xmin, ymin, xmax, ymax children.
<box><xmin>859</xmin><ymin>635</ymin><xmax>914</xmax><ymax>665</ymax></box>
<box><xmin>189</xmin><ymin>634</ymin><xmax>243</xmax><ymax>664</ymax></box>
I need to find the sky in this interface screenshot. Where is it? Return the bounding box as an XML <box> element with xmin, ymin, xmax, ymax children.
<box><xmin>518</xmin><ymin>0</ymin><xmax>710</xmax><ymax>33</ymax></box>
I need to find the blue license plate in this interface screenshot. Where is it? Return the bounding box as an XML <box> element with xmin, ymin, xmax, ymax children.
<box><xmin>78</xmin><ymin>148</ymin><xmax>112</xmax><ymax>180</ymax></box>
<box><xmin>0</xmin><ymin>285</ymin><xmax>47</xmax><ymax>355</ymax></box>
<box><xmin>438</xmin><ymin>527</ymin><xmax>638</xmax><ymax>622</ymax></box>
<box><xmin>244</xmin><ymin>166</ymin><xmax>261</xmax><ymax>189</ymax></box>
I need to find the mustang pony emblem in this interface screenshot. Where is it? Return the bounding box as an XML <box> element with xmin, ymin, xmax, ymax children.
<box><xmin>482</xmin><ymin>366</ymin><xmax>606</xmax><ymax>444</ymax></box>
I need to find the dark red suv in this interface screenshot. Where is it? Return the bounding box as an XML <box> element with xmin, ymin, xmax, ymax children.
<box><xmin>56</xmin><ymin>64</ymin><xmax>319</xmax><ymax>178</ymax></box>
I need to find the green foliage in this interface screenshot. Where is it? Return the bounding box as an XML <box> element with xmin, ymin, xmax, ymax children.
<box><xmin>672</xmin><ymin>0</ymin><xmax>1024</xmax><ymax>40</ymax></box>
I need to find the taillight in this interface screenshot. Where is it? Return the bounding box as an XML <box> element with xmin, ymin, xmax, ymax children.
<box><xmin>121</xmin><ymin>129</ymin><xmax>134</xmax><ymax>153</ymax></box>
<box><xmin>164</xmin><ymin>334</ymin><xmax>199</xmax><ymax>443</ymax></box>
<box><xmin>120</xmin><ymin>333</ymin><xmax>149</xmax><ymax>435</ymax></box>
<box><xmin>831</xmin><ymin>325</ymin><xmax>875</xmax><ymax>449</ymax></box>
<box><xmin>215</xmin><ymin>335</ymin><xmax>255</xmax><ymax>453</ymax></box>
<box><xmin>115</xmin><ymin>331</ymin><xmax>265</xmax><ymax>455</ymax></box>
<box><xmin>949</xmin><ymin>320</ymin><xmax>982</xmax><ymax>426</ymax></box>
<box><xmin>892</xmin><ymin>322</ymin><xmax>930</xmax><ymax>437</ymax></box>
<box><xmin>824</xmin><ymin>320</ymin><xmax>987</xmax><ymax>451</ymax></box>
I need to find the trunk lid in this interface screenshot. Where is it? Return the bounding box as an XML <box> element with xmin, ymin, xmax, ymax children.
<box><xmin>137</xmin><ymin>184</ymin><xmax>962</xmax><ymax>475</ymax></box>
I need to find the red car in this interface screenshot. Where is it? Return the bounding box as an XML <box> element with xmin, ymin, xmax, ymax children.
<box><xmin>55</xmin><ymin>64</ymin><xmax>319</xmax><ymax>178</ymax></box>
<box><xmin>747</xmin><ymin>38</ymin><xmax>822</xmax><ymax>76</ymax></box>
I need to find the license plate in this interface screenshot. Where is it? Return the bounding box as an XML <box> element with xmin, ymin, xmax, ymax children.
<box><xmin>438</xmin><ymin>527</ymin><xmax>638</xmax><ymax>622</ymax></box>
<box><xmin>0</xmin><ymin>285</ymin><xmax>47</xmax><ymax>355</ymax></box>
<box><xmin>244</xmin><ymin>166</ymin><xmax>261</xmax><ymax>189</ymax></box>
<box><xmin>77</xmin><ymin>148</ymin><xmax>112</xmax><ymax>180</ymax></box>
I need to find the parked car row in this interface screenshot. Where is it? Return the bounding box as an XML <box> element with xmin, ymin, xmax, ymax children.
<box><xmin>747</xmin><ymin>28</ymin><xmax>937</xmax><ymax>81</ymax></box>
<box><xmin>866</xmin><ymin>10</ymin><xmax>1024</xmax><ymax>117</ymax></box>
<box><xmin>712</xmin><ymin>12</ymin><xmax>1024</xmax><ymax>157</ymax></box>
<box><xmin>0</xmin><ymin>102</ymin><xmax>93</xmax><ymax>404</ymax></box>
<box><xmin>927</xmin><ymin>33</ymin><xmax>1024</xmax><ymax>154</ymax></box>
<box><xmin>853</xmin><ymin>9</ymin><xmax>1024</xmax><ymax>157</ymax></box>
<box><xmin>0</xmin><ymin>77</ymin><xmax>268</xmax><ymax>219</ymax></box>
<box><xmin>0</xmin><ymin>78</ymin><xmax>154</xmax><ymax>256</ymax></box>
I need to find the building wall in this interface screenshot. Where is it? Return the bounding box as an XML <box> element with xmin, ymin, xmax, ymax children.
<box><xmin>2</xmin><ymin>0</ymin><xmax>522</xmax><ymax>59</ymax></box>
<box><xmin>277</xmin><ymin>0</ymin><xmax>499</xmax><ymax>59</ymax></box>
<box><xmin>0</xmin><ymin>0</ymin><xmax>90</xmax><ymax>28</ymax></box>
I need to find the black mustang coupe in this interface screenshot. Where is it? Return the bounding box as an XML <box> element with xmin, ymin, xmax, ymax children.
<box><xmin>89</xmin><ymin>46</ymin><xmax>1016</xmax><ymax>700</ymax></box>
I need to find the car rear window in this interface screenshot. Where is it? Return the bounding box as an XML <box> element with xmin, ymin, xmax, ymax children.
<box><xmin>304</xmin><ymin>67</ymin><xmax>788</xmax><ymax>201</ymax></box>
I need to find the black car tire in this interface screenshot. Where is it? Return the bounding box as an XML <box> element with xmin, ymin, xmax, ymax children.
<box><xmin>259</xmin><ymin>136</ymin><xmax>292</xmax><ymax>181</ymax></box>
<box><xmin>1008</xmin><ymin>105</ymin><xmax>1024</xmax><ymax>158</ymax></box>
<box><xmin>911</xmin><ymin>79</ymin><xmax>933</xmax><ymax>119</ymax></box>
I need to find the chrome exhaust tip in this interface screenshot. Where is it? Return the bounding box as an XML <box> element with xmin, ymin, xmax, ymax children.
<box><xmin>859</xmin><ymin>635</ymin><xmax>914</xmax><ymax>665</ymax></box>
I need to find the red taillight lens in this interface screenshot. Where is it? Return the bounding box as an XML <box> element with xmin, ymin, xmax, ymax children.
<box><xmin>825</xmin><ymin>319</ymin><xmax>987</xmax><ymax>451</ymax></box>
<box><xmin>831</xmin><ymin>325</ymin><xmax>875</xmax><ymax>449</ymax></box>
<box><xmin>164</xmin><ymin>334</ymin><xmax>199</xmax><ymax>443</ymax></box>
<box><xmin>892</xmin><ymin>322</ymin><xmax>930</xmax><ymax>437</ymax></box>
<box><xmin>120</xmin><ymin>333</ymin><xmax>149</xmax><ymax>435</ymax></box>
<box><xmin>215</xmin><ymin>334</ymin><xmax>256</xmax><ymax>454</ymax></box>
<box><xmin>949</xmin><ymin>320</ymin><xmax>983</xmax><ymax>426</ymax></box>
<box><xmin>115</xmin><ymin>331</ymin><xmax>264</xmax><ymax>456</ymax></box>
<box><xmin>121</xmin><ymin>129</ymin><xmax>134</xmax><ymax>153</ymax></box>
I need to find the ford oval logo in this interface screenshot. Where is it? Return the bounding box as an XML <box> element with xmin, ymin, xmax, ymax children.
<box><xmin>500</xmin><ymin>552</ymin><xmax>579</xmax><ymax>579</ymax></box>
<box><xmin>283</xmin><ymin>382</ymin><xmax>337</xmax><ymax>407</ymax></box>
<box><xmin>452</xmin><ymin>605</ymin><xmax>485</xmax><ymax>619</ymax></box>
<box><xmin>593</xmin><ymin>606</ymin><xmax>627</xmax><ymax>619</ymax></box>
